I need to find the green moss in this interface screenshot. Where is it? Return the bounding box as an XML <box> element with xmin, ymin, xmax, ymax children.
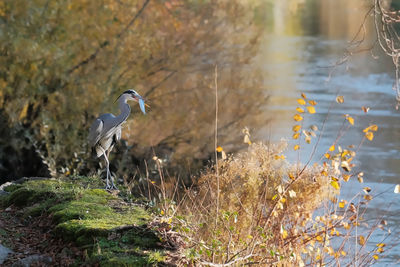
<box><xmin>4</xmin><ymin>177</ymin><xmax>168</xmax><ymax>265</ymax></box>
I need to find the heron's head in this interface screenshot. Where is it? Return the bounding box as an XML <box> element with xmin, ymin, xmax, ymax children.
<box><xmin>118</xmin><ymin>89</ymin><xmax>148</xmax><ymax>114</ymax></box>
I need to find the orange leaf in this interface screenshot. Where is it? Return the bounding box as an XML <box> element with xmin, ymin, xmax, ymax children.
<box><xmin>294</xmin><ymin>144</ymin><xmax>300</xmax><ymax>151</ymax></box>
<box><xmin>308</xmin><ymin>100</ymin><xmax>317</xmax><ymax>106</ymax></box>
<box><xmin>301</xmin><ymin>93</ymin><xmax>307</xmax><ymax>99</ymax></box>
<box><xmin>216</xmin><ymin>146</ymin><xmax>223</xmax><ymax>152</ymax></box>
<box><xmin>362</xmin><ymin>106</ymin><xmax>370</xmax><ymax>113</ymax></box>
<box><xmin>329</xmin><ymin>145</ymin><xmax>335</xmax><ymax>151</ymax></box>
<box><xmin>296</xmin><ymin>107</ymin><xmax>305</xmax><ymax>113</ymax></box>
<box><xmin>359</xmin><ymin>235</ymin><xmax>366</xmax><ymax>246</ymax></box>
<box><xmin>293</xmin><ymin>133</ymin><xmax>300</xmax><ymax>139</ymax></box>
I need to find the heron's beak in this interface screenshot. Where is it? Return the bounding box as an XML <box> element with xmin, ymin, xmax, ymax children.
<box><xmin>138</xmin><ymin>97</ymin><xmax>147</xmax><ymax>114</ymax></box>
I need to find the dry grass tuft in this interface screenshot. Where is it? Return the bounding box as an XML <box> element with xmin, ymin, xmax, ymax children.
<box><xmin>176</xmin><ymin>142</ymin><xmax>337</xmax><ymax>265</ymax></box>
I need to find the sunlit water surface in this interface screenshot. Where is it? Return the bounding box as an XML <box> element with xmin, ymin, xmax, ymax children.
<box><xmin>256</xmin><ymin>1</ymin><xmax>400</xmax><ymax>265</ymax></box>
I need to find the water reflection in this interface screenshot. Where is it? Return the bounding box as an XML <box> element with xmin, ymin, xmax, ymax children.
<box><xmin>257</xmin><ymin>0</ymin><xmax>400</xmax><ymax>263</ymax></box>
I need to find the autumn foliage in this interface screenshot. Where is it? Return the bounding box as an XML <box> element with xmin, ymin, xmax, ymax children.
<box><xmin>0</xmin><ymin>0</ymin><xmax>264</xmax><ymax>181</ymax></box>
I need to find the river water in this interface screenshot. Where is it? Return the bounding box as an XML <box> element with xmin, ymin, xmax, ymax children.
<box><xmin>256</xmin><ymin>0</ymin><xmax>400</xmax><ymax>264</ymax></box>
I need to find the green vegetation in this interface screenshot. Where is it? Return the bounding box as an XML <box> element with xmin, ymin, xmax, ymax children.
<box><xmin>1</xmin><ymin>178</ymin><xmax>170</xmax><ymax>266</ymax></box>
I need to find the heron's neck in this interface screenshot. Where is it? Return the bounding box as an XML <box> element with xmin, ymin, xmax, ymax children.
<box><xmin>116</xmin><ymin>96</ymin><xmax>131</xmax><ymax>125</ymax></box>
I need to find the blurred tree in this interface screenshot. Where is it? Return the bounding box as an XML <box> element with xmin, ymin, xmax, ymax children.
<box><xmin>0</xmin><ymin>0</ymin><xmax>265</xmax><ymax>182</ymax></box>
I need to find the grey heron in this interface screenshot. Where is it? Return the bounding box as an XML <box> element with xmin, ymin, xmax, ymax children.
<box><xmin>88</xmin><ymin>89</ymin><xmax>147</xmax><ymax>190</ymax></box>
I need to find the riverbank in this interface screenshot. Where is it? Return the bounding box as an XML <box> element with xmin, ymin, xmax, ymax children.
<box><xmin>0</xmin><ymin>177</ymin><xmax>184</xmax><ymax>266</ymax></box>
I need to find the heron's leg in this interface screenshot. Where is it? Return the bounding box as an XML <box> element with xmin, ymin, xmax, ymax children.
<box><xmin>98</xmin><ymin>146</ymin><xmax>111</xmax><ymax>189</ymax></box>
<box><xmin>106</xmin><ymin>148</ymin><xmax>118</xmax><ymax>190</ymax></box>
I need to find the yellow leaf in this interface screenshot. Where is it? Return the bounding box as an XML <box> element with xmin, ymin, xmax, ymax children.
<box><xmin>364</xmin><ymin>194</ymin><xmax>373</xmax><ymax>201</ymax></box>
<box><xmin>329</xmin><ymin>145</ymin><xmax>335</xmax><ymax>151</ymax></box>
<box><xmin>221</xmin><ymin>150</ymin><xmax>227</xmax><ymax>160</ymax></box>
<box><xmin>297</xmin><ymin>98</ymin><xmax>306</xmax><ymax>105</ymax></box>
<box><xmin>293</xmin><ymin>125</ymin><xmax>301</xmax><ymax>132</ymax></box>
<box><xmin>336</xmin><ymin>95</ymin><xmax>344</xmax><ymax>103</ymax></box>
<box><xmin>293</xmin><ymin>114</ymin><xmax>303</xmax><ymax>121</ymax></box>
<box><xmin>316</xmin><ymin>235</ymin><xmax>323</xmax><ymax>242</ymax></box>
<box><xmin>324</xmin><ymin>153</ymin><xmax>330</xmax><ymax>159</ymax></box>
<box><xmin>272</xmin><ymin>194</ymin><xmax>278</xmax><ymax>200</ymax></box>
<box><xmin>307</xmin><ymin>106</ymin><xmax>316</xmax><ymax>114</ymax></box>
<box><xmin>373</xmin><ymin>254</ymin><xmax>379</xmax><ymax>260</ymax></box>
<box><xmin>359</xmin><ymin>235</ymin><xmax>366</xmax><ymax>246</ymax></box>
<box><xmin>216</xmin><ymin>146</ymin><xmax>223</xmax><ymax>152</ymax></box>
<box><xmin>293</xmin><ymin>133</ymin><xmax>300</xmax><ymax>139</ymax></box>
<box><xmin>19</xmin><ymin>103</ymin><xmax>29</xmax><ymax>121</ymax></box>
<box><xmin>376</xmin><ymin>243</ymin><xmax>386</xmax><ymax>248</ymax></box>
<box><xmin>288</xmin><ymin>173</ymin><xmax>295</xmax><ymax>180</ymax></box>
<box><xmin>296</xmin><ymin>107</ymin><xmax>305</xmax><ymax>113</ymax></box>
<box><xmin>377</xmin><ymin>247</ymin><xmax>384</xmax><ymax>253</ymax></box>
<box><xmin>394</xmin><ymin>184</ymin><xmax>400</xmax><ymax>194</ymax></box>
<box><xmin>280</xmin><ymin>197</ymin><xmax>286</xmax><ymax>203</ymax></box>
<box><xmin>341</xmin><ymin>250</ymin><xmax>347</xmax><ymax>256</ymax></box>
<box><xmin>301</xmin><ymin>93</ymin><xmax>307</xmax><ymax>99</ymax></box>
<box><xmin>247</xmin><ymin>235</ymin><xmax>253</xmax><ymax>239</ymax></box>
<box><xmin>347</xmin><ymin>116</ymin><xmax>354</xmax><ymax>125</ymax></box>
<box><xmin>244</xmin><ymin>134</ymin><xmax>252</xmax><ymax>145</ymax></box>
<box><xmin>331</xmin><ymin>181</ymin><xmax>340</xmax><ymax>190</ymax></box>
<box><xmin>363</xmin><ymin>124</ymin><xmax>378</xmax><ymax>132</ymax></box>
<box><xmin>294</xmin><ymin>144</ymin><xmax>300</xmax><ymax>151</ymax></box>
<box><xmin>160</xmin><ymin>210</ymin><xmax>165</xmax><ymax>215</ymax></box>
<box><xmin>305</xmin><ymin>136</ymin><xmax>311</xmax><ymax>144</ymax></box>
<box><xmin>338</xmin><ymin>200</ymin><xmax>346</xmax><ymax>208</ymax></box>
<box><xmin>321</xmin><ymin>170</ymin><xmax>328</xmax><ymax>176</ymax></box>
<box><xmin>365</xmin><ymin>131</ymin><xmax>374</xmax><ymax>141</ymax></box>
<box><xmin>308</xmin><ymin>100</ymin><xmax>317</xmax><ymax>106</ymax></box>
<box><xmin>358</xmin><ymin>176</ymin><xmax>364</xmax><ymax>183</ymax></box>
<box><xmin>370</xmin><ymin>125</ymin><xmax>378</xmax><ymax>131</ymax></box>
<box><xmin>343</xmin><ymin>174</ymin><xmax>351</xmax><ymax>182</ymax></box>
<box><xmin>281</xmin><ymin>229</ymin><xmax>288</xmax><ymax>239</ymax></box>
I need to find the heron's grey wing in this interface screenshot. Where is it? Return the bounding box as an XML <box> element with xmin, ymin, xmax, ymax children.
<box><xmin>88</xmin><ymin>118</ymin><xmax>104</xmax><ymax>147</ymax></box>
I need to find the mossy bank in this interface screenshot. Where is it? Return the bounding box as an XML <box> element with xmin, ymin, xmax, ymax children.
<box><xmin>0</xmin><ymin>177</ymin><xmax>174</xmax><ymax>266</ymax></box>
